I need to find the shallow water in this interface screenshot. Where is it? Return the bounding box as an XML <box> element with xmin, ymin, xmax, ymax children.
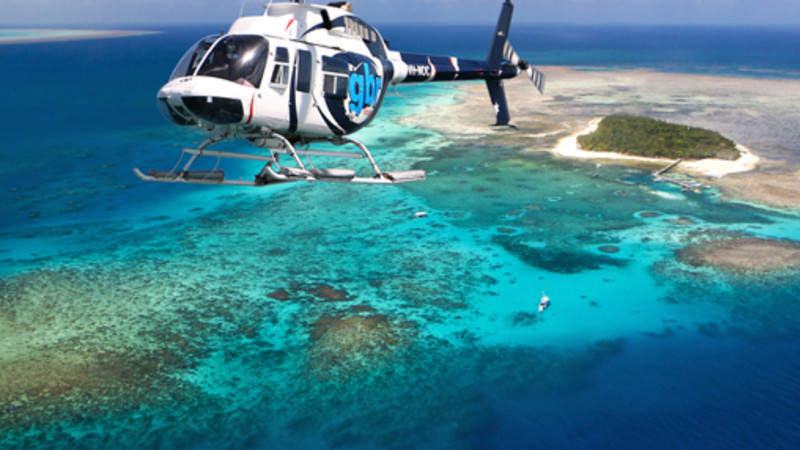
<box><xmin>2</xmin><ymin>26</ymin><xmax>800</xmax><ymax>449</ymax></box>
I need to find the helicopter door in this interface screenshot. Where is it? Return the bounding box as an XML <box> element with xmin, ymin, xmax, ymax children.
<box><xmin>264</xmin><ymin>46</ymin><xmax>292</xmax><ymax>130</ymax></box>
<box><xmin>290</xmin><ymin>49</ymin><xmax>313</xmax><ymax>134</ymax></box>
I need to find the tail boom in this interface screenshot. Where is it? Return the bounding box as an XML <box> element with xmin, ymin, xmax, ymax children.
<box><xmin>385</xmin><ymin>0</ymin><xmax>544</xmax><ymax>126</ymax></box>
<box><xmin>389</xmin><ymin>52</ymin><xmax>502</xmax><ymax>84</ymax></box>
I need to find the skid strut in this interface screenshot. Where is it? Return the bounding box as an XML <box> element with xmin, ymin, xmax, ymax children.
<box><xmin>133</xmin><ymin>134</ymin><xmax>426</xmax><ymax>186</ymax></box>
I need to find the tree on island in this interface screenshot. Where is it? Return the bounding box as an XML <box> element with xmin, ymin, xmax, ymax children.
<box><xmin>577</xmin><ymin>115</ymin><xmax>739</xmax><ymax>160</ymax></box>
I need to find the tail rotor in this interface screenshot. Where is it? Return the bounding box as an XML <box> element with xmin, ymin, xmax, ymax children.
<box><xmin>503</xmin><ymin>42</ymin><xmax>546</xmax><ymax>95</ymax></box>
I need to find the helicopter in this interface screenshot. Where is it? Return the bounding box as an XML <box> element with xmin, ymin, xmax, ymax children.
<box><xmin>134</xmin><ymin>0</ymin><xmax>545</xmax><ymax>186</ymax></box>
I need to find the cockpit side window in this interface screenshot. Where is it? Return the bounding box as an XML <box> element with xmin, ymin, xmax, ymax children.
<box><xmin>170</xmin><ymin>35</ymin><xmax>219</xmax><ymax>81</ymax></box>
<box><xmin>197</xmin><ymin>35</ymin><xmax>270</xmax><ymax>88</ymax></box>
<box><xmin>270</xmin><ymin>47</ymin><xmax>291</xmax><ymax>87</ymax></box>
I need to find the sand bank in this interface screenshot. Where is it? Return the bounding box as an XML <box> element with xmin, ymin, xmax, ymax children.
<box><xmin>0</xmin><ymin>29</ymin><xmax>158</xmax><ymax>45</ymax></box>
<box><xmin>399</xmin><ymin>67</ymin><xmax>800</xmax><ymax>210</ymax></box>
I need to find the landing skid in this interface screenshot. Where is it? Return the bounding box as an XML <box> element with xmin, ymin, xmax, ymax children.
<box><xmin>133</xmin><ymin>134</ymin><xmax>426</xmax><ymax>186</ymax></box>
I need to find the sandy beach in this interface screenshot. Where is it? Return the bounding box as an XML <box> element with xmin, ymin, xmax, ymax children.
<box><xmin>0</xmin><ymin>29</ymin><xmax>158</xmax><ymax>45</ymax></box>
<box><xmin>399</xmin><ymin>67</ymin><xmax>800</xmax><ymax>210</ymax></box>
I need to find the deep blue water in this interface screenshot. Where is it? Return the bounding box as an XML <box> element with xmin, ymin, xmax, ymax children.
<box><xmin>381</xmin><ymin>23</ymin><xmax>800</xmax><ymax>79</ymax></box>
<box><xmin>2</xmin><ymin>24</ymin><xmax>800</xmax><ymax>449</ymax></box>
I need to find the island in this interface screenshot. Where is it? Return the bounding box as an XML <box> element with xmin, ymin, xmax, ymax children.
<box><xmin>577</xmin><ymin>115</ymin><xmax>739</xmax><ymax>160</ymax></box>
<box><xmin>399</xmin><ymin>67</ymin><xmax>800</xmax><ymax>209</ymax></box>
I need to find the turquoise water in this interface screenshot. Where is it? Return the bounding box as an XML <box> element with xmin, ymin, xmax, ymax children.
<box><xmin>2</xmin><ymin>26</ymin><xmax>800</xmax><ymax>448</ymax></box>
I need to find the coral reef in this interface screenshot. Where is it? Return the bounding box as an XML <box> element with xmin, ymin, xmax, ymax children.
<box><xmin>651</xmin><ymin>235</ymin><xmax>800</xmax><ymax>338</ymax></box>
<box><xmin>676</xmin><ymin>237</ymin><xmax>800</xmax><ymax>274</ymax></box>
<box><xmin>305</xmin><ymin>314</ymin><xmax>417</xmax><ymax>380</ymax></box>
<box><xmin>0</xmin><ymin>348</ymin><xmax>196</xmax><ymax>430</ymax></box>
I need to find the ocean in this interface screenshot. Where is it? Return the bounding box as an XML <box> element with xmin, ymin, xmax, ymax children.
<box><xmin>2</xmin><ymin>24</ymin><xmax>800</xmax><ymax>448</ymax></box>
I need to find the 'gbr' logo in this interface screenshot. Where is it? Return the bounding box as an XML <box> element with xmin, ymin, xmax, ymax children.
<box><xmin>348</xmin><ymin>63</ymin><xmax>382</xmax><ymax>117</ymax></box>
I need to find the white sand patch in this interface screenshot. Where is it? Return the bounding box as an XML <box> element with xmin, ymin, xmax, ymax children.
<box><xmin>649</xmin><ymin>191</ymin><xmax>685</xmax><ymax>200</ymax></box>
<box><xmin>681</xmin><ymin>144</ymin><xmax>759</xmax><ymax>178</ymax></box>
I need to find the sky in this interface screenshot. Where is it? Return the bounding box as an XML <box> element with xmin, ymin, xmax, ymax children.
<box><xmin>1</xmin><ymin>0</ymin><xmax>800</xmax><ymax>27</ymax></box>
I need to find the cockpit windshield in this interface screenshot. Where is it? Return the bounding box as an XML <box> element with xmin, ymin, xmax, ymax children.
<box><xmin>197</xmin><ymin>35</ymin><xmax>270</xmax><ymax>88</ymax></box>
<box><xmin>170</xmin><ymin>35</ymin><xmax>219</xmax><ymax>81</ymax></box>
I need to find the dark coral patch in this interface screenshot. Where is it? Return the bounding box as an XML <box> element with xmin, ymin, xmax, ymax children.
<box><xmin>430</xmin><ymin>298</ymin><xmax>468</xmax><ymax>310</ymax></box>
<box><xmin>268</xmin><ymin>289</ymin><xmax>290</xmax><ymax>301</ymax></box>
<box><xmin>349</xmin><ymin>304</ymin><xmax>377</xmax><ymax>314</ymax></box>
<box><xmin>288</xmin><ymin>282</ymin><xmax>353</xmax><ymax>302</ymax></box>
<box><xmin>510</xmin><ymin>311</ymin><xmax>540</xmax><ymax>326</ymax></box>
<box><xmin>312</xmin><ymin>284</ymin><xmax>351</xmax><ymax>301</ymax></box>
<box><xmin>240</xmin><ymin>326</ymin><xmax>257</xmax><ymax>339</ymax></box>
<box><xmin>697</xmin><ymin>322</ymin><xmax>722</xmax><ymax>337</ymax></box>
<box><xmin>494</xmin><ymin>235</ymin><xmax>627</xmax><ymax>274</ymax></box>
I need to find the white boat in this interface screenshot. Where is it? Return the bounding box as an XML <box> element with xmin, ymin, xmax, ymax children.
<box><xmin>539</xmin><ymin>292</ymin><xmax>550</xmax><ymax>313</ymax></box>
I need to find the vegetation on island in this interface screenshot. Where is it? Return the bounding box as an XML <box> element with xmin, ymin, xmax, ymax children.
<box><xmin>577</xmin><ymin>115</ymin><xmax>739</xmax><ymax>160</ymax></box>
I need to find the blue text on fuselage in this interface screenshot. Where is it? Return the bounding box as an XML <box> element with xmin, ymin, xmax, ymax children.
<box><xmin>348</xmin><ymin>63</ymin><xmax>382</xmax><ymax>116</ymax></box>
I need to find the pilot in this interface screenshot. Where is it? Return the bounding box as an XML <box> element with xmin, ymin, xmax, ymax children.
<box><xmin>200</xmin><ymin>46</ymin><xmax>230</xmax><ymax>77</ymax></box>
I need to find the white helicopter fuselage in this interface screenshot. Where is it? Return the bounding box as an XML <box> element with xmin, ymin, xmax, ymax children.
<box><xmin>159</xmin><ymin>2</ymin><xmax>403</xmax><ymax>141</ymax></box>
<box><xmin>143</xmin><ymin>1</ymin><xmax>544</xmax><ymax>186</ymax></box>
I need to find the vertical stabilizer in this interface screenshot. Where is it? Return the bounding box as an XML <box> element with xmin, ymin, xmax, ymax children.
<box><xmin>483</xmin><ymin>0</ymin><xmax>545</xmax><ymax>125</ymax></box>
<box><xmin>486</xmin><ymin>1</ymin><xmax>514</xmax><ymax>125</ymax></box>
<box><xmin>486</xmin><ymin>79</ymin><xmax>511</xmax><ymax>126</ymax></box>
<box><xmin>487</xmin><ymin>0</ymin><xmax>514</xmax><ymax>71</ymax></box>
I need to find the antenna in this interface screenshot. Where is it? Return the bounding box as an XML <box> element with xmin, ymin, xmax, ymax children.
<box><xmin>239</xmin><ymin>0</ymin><xmax>247</xmax><ymax>18</ymax></box>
